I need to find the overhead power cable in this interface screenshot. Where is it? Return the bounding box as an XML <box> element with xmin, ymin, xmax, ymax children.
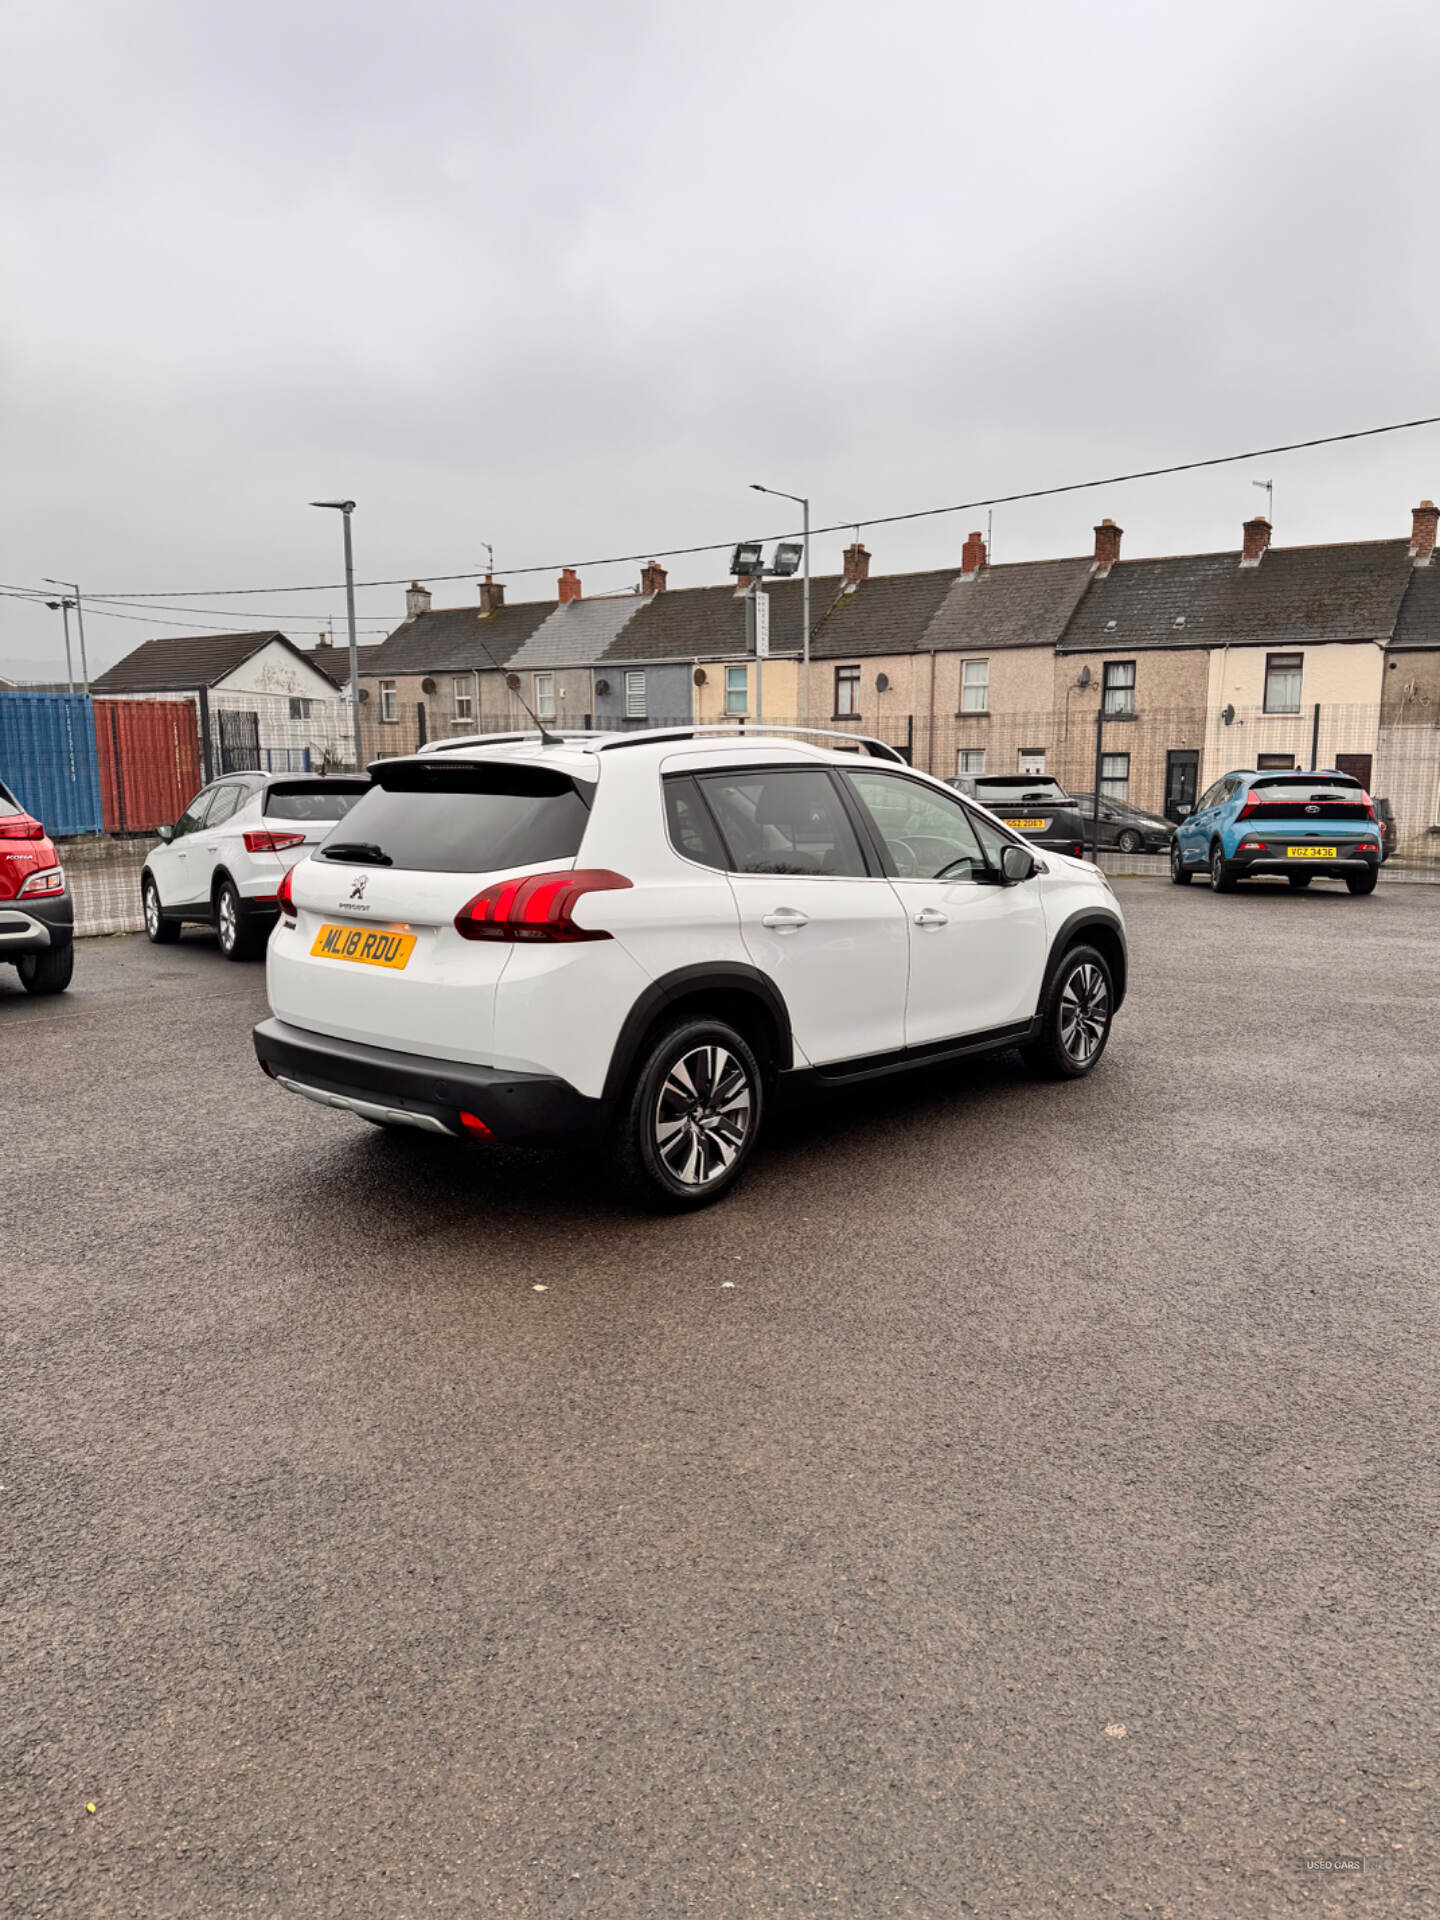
<box><xmin>37</xmin><ymin>412</ymin><xmax>1440</xmax><ymax>600</ymax></box>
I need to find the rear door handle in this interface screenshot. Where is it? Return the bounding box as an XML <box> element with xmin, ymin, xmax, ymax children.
<box><xmin>913</xmin><ymin>906</ymin><xmax>948</xmax><ymax>928</ymax></box>
<box><xmin>761</xmin><ymin>908</ymin><xmax>809</xmax><ymax>931</ymax></box>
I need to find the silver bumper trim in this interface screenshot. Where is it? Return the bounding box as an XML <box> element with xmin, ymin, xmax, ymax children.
<box><xmin>274</xmin><ymin>1075</ymin><xmax>458</xmax><ymax>1135</ymax></box>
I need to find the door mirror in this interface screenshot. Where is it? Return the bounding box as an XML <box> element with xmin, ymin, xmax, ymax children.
<box><xmin>1176</xmin><ymin>805</ymin><xmax>1192</xmax><ymax>818</ymax></box>
<box><xmin>158</xmin><ymin>823</ymin><xmax>174</xmax><ymax>841</ymax></box>
<box><xmin>1000</xmin><ymin>842</ymin><xmax>1036</xmax><ymax>884</ymax></box>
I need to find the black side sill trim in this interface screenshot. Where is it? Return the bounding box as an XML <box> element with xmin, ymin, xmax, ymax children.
<box><xmin>791</xmin><ymin>1019</ymin><xmax>1037</xmax><ymax>1088</ymax></box>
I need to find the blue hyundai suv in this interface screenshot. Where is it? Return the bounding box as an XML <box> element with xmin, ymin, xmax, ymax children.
<box><xmin>1171</xmin><ymin>769</ymin><xmax>1382</xmax><ymax>895</ymax></box>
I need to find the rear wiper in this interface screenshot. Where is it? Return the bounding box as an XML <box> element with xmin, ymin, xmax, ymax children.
<box><xmin>320</xmin><ymin>841</ymin><xmax>393</xmax><ymax>865</ymax></box>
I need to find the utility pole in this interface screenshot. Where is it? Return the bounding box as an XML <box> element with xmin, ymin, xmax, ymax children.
<box><xmin>310</xmin><ymin>500</ymin><xmax>363</xmax><ymax>767</ymax></box>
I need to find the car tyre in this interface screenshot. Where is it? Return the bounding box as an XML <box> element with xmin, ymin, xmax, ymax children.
<box><xmin>612</xmin><ymin>1015</ymin><xmax>762</xmax><ymax>1212</ymax></box>
<box><xmin>1287</xmin><ymin>872</ymin><xmax>1313</xmax><ymax>889</ymax></box>
<box><xmin>215</xmin><ymin>878</ymin><xmax>264</xmax><ymax>961</ymax></box>
<box><xmin>1345</xmin><ymin>869</ymin><xmax>1379</xmax><ymax>896</ymax></box>
<box><xmin>1169</xmin><ymin>842</ymin><xmax>1193</xmax><ymax>886</ymax></box>
<box><xmin>17</xmin><ymin>941</ymin><xmax>74</xmax><ymax>996</ymax></box>
<box><xmin>143</xmin><ymin>875</ymin><xmax>180</xmax><ymax>944</ymax></box>
<box><xmin>1020</xmin><ymin>943</ymin><xmax>1114</xmax><ymax>1081</ymax></box>
<box><xmin>1116</xmin><ymin>828</ymin><xmax>1143</xmax><ymax>854</ymax></box>
<box><xmin>1209</xmin><ymin>843</ymin><xmax>1238</xmax><ymax>892</ymax></box>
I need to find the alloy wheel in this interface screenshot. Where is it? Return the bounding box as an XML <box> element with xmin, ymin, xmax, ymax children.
<box><xmin>653</xmin><ymin>1044</ymin><xmax>753</xmax><ymax>1188</ymax></box>
<box><xmin>144</xmin><ymin>885</ymin><xmax>160</xmax><ymax>937</ymax></box>
<box><xmin>1058</xmin><ymin>962</ymin><xmax>1109</xmax><ymax>1065</ymax></box>
<box><xmin>217</xmin><ymin>888</ymin><xmax>237</xmax><ymax>953</ymax></box>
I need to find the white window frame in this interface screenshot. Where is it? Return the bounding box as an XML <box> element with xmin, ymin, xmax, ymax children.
<box><xmin>624</xmin><ymin>670</ymin><xmax>646</xmax><ymax>720</ymax></box>
<box><xmin>453</xmin><ymin>675</ymin><xmax>474</xmax><ymax>722</ymax></box>
<box><xmin>960</xmin><ymin>659</ymin><xmax>989</xmax><ymax>713</ymax></box>
<box><xmin>1100</xmin><ymin>752</ymin><xmax>1131</xmax><ymax>801</ymax></box>
<box><xmin>533</xmin><ymin>672</ymin><xmax>555</xmax><ymax>720</ymax></box>
<box><xmin>724</xmin><ymin>666</ymin><xmax>748</xmax><ymax>716</ymax></box>
<box><xmin>379</xmin><ymin>680</ymin><xmax>397</xmax><ymax>723</ymax></box>
<box><xmin>956</xmin><ymin>748</ymin><xmax>987</xmax><ymax>775</ymax></box>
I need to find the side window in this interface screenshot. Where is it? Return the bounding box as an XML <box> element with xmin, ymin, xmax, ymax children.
<box><xmin>662</xmin><ymin>776</ymin><xmax>727</xmax><ymax>871</ymax></box>
<box><xmin>965</xmin><ymin>805</ymin><xmax>1012</xmax><ymax>868</ymax></box>
<box><xmin>846</xmin><ymin>770</ymin><xmax>988</xmax><ymax>882</ymax></box>
<box><xmin>695</xmin><ymin>768</ymin><xmax>868</xmax><ymax>877</ymax></box>
<box><xmin>205</xmin><ymin>784</ymin><xmax>244</xmax><ymax>828</ymax></box>
<box><xmin>1195</xmin><ymin>782</ymin><xmax>1223</xmax><ymax>812</ymax></box>
<box><xmin>174</xmin><ymin>788</ymin><xmax>216</xmax><ymax>837</ymax></box>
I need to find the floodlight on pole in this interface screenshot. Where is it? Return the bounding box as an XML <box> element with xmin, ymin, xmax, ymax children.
<box><xmin>750</xmin><ymin>482</ymin><xmax>811</xmax><ymax>724</ymax></box>
<box><xmin>42</xmin><ymin>579</ymin><xmax>90</xmax><ymax>695</ymax></box>
<box><xmin>729</xmin><ymin>541</ymin><xmax>764</xmax><ymax>576</ymax></box>
<box><xmin>309</xmin><ymin>500</ymin><xmax>363</xmax><ymax>768</ymax></box>
<box><xmin>45</xmin><ymin>599</ymin><xmax>77</xmax><ymax>692</ymax></box>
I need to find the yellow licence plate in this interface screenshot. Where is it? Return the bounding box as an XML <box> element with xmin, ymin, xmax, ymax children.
<box><xmin>311</xmin><ymin>923</ymin><xmax>416</xmax><ymax>968</ymax></box>
<box><xmin>1287</xmin><ymin>846</ymin><xmax>1337</xmax><ymax>860</ymax></box>
<box><xmin>1009</xmin><ymin>818</ymin><xmax>1050</xmax><ymax>831</ymax></box>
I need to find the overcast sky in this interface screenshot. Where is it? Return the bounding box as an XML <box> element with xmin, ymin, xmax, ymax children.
<box><xmin>4</xmin><ymin>0</ymin><xmax>1439</xmax><ymax>677</ymax></box>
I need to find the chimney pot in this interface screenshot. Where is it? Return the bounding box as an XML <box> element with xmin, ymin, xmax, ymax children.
<box><xmin>558</xmin><ymin>567</ymin><xmax>582</xmax><ymax>605</ymax></box>
<box><xmin>405</xmin><ymin>580</ymin><xmax>432</xmax><ymax>621</ymax></box>
<box><xmin>960</xmin><ymin>530</ymin><xmax>987</xmax><ymax>576</ymax></box>
<box><xmin>640</xmin><ymin>559</ymin><xmax>667</xmax><ymax>595</ymax></box>
<box><xmin>478</xmin><ymin>574</ymin><xmax>506</xmax><ymax>615</ymax></box>
<box><xmin>1092</xmin><ymin>520</ymin><xmax>1123</xmax><ymax>573</ymax></box>
<box><xmin>1410</xmin><ymin>498</ymin><xmax>1439</xmax><ymax>564</ymax></box>
<box><xmin>1240</xmin><ymin>516</ymin><xmax>1271</xmax><ymax>566</ymax></box>
<box><xmin>842</xmin><ymin>542</ymin><xmax>871</xmax><ymax>586</ymax></box>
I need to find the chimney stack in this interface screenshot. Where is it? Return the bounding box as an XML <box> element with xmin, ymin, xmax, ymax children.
<box><xmin>405</xmin><ymin>581</ymin><xmax>432</xmax><ymax>621</ymax></box>
<box><xmin>1410</xmin><ymin>499</ymin><xmax>1438</xmax><ymax>565</ymax></box>
<box><xmin>478</xmin><ymin>574</ymin><xmax>506</xmax><ymax>616</ymax></box>
<box><xmin>640</xmin><ymin>560</ymin><xmax>668</xmax><ymax>595</ymax></box>
<box><xmin>1240</xmin><ymin>516</ymin><xmax>1271</xmax><ymax>567</ymax></box>
<box><xmin>557</xmin><ymin>567</ymin><xmax>582</xmax><ymax>604</ymax></box>
<box><xmin>842</xmin><ymin>542</ymin><xmax>871</xmax><ymax>586</ymax></box>
<box><xmin>1092</xmin><ymin>520</ymin><xmax>1123</xmax><ymax>574</ymax></box>
<box><xmin>960</xmin><ymin>530</ymin><xmax>987</xmax><ymax>576</ymax></box>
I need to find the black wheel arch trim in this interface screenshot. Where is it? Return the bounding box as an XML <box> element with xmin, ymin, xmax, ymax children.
<box><xmin>1041</xmin><ymin>908</ymin><xmax>1128</xmax><ymax>1010</ymax></box>
<box><xmin>602</xmin><ymin>962</ymin><xmax>794</xmax><ymax>1102</ymax></box>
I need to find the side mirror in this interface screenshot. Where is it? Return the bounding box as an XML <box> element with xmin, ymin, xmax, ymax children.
<box><xmin>158</xmin><ymin>823</ymin><xmax>174</xmax><ymax>841</ymax></box>
<box><xmin>1000</xmin><ymin>842</ymin><xmax>1036</xmax><ymax>884</ymax></box>
<box><xmin>1176</xmin><ymin>805</ymin><xmax>1192</xmax><ymax>818</ymax></box>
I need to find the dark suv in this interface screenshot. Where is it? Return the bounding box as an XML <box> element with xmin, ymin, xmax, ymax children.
<box><xmin>948</xmin><ymin>775</ymin><xmax>1089</xmax><ymax>859</ymax></box>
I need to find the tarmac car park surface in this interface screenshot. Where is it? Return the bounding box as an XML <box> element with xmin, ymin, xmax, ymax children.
<box><xmin>3</xmin><ymin>878</ymin><xmax>1436</xmax><ymax>1917</ymax></box>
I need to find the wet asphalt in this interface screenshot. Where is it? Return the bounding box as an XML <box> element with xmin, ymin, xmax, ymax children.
<box><xmin>3</xmin><ymin>877</ymin><xmax>1437</xmax><ymax>1918</ymax></box>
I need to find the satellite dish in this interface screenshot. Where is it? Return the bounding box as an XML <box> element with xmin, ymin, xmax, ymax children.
<box><xmin>506</xmin><ymin>673</ymin><xmax>521</xmax><ymax>691</ymax></box>
<box><xmin>357</xmin><ymin>687</ymin><xmax>370</xmax><ymax>704</ymax></box>
<box><xmin>693</xmin><ymin>668</ymin><xmax>708</xmax><ymax>686</ymax></box>
<box><xmin>594</xmin><ymin>679</ymin><xmax>611</xmax><ymax>696</ymax></box>
<box><xmin>1077</xmin><ymin>665</ymin><xmax>1092</xmax><ymax>689</ymax></box>
<box><xmin>875</xmin><ymin>672</ymin><xmax>890</xmax><ymax>692</ymax></box>
<box><xmin>1221</xmin><ymin>703</ymin><xmax>1236</xmax><ymax>725</ymax></box>
<box><xmin>421</xmin><ymin>677</ymin><xmax>436</xmax><ymax>695</ymax></box>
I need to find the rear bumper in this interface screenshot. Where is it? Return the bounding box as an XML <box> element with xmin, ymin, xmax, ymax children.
<box><xmin>1230</xmin><ymin>847</ymin><xmax>1380</xmax><ymax>876</ymax></box>
<box><xmin>0</xmin><ymin>889</ymin><xmax>73</xmax><ymax>955</ymax></box>
<box><xmin>252</xmin><ymin>1015</ymin><xmax>607</xmax><ymax>1144</ymax></box>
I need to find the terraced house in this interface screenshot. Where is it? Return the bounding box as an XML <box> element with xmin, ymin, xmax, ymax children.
<box><xmin>358</xmin><ymin>496</ymin><xmax>1440</xmax><ymax>859</ymax></box>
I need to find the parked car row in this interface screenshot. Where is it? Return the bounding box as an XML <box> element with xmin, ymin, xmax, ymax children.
<box><xmin>946</xmin><ymin>774</ymin><xmax>1175</xmax><ymax>856</ymax></box>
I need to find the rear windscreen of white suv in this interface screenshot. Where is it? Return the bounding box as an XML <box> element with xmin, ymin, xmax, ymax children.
<box><xmin>317</xmin><ymin>762</ymin><xmax>592</xmax><ymax>872</ymax></box>
<box><xmin>264</xmin><ymin>782</ymin><xmax>369</xmax><ymax>822</ymax></box>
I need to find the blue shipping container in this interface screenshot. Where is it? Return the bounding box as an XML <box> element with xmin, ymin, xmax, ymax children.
<box><xmin>0</xmin><ymin>692</ymin><xmax>103</xmax><ymax>837</ymax></box>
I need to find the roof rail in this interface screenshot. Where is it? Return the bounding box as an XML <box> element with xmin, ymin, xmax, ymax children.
<box><xmin>421</xmin><ymin>729</ymin><xmax>602</xmax><ymax>755</ymax></box>
<box><xmin>585</xmin><ymin>724</ymin><xmax>908</xmax><ymax>765</ymax></box>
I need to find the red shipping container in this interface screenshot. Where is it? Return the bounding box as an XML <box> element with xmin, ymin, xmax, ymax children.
<box><xmin>94</xmin><ymin>699</ymin><xmax>202</xmax><ymax>834</ymax></box>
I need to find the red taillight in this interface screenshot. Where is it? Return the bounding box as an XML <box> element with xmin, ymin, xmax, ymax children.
<box><xmin>1236</xmin><ymin>794</ymin><xmax>1259</xmax><ymax>819</ymax></box>
<box><xmin>17</xmin><ymin>866</ymin><xmax>64</xmax><ymax>897</ymax></box>
<box><xmin>276</xmin><ymin>866</ymin><xmax>297</xmax><ymax>921</ymax></box>
<box><xmin>243</xmin><ymin>829</ymin><xmax>307</xmax><ymax>854</ymax></box>
<box><xmin>0</xmin><ymin>818</ymin><xmax>45</xmax><ymax>840</ymax></box>
<box><xmin>454</xmin><ymin>868</ymin><xmax>632</xmax><ymax>943</ymax></box>
<box><xmin>1359</xmin><ymin>791</ymin><xmax>1377</xmax><ymax>820</ymax></box>
<box><xmin>459</xmin><ymin>1112</ymin><xmax>494</xmax><ymax>1138</ymax></box>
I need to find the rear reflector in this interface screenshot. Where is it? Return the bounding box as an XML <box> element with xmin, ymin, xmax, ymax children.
<box><xmin>276</xmin><ymin>866</ymin><xmax>297</xmax><ymax>921</ymax></box>
<box><xmin>454</xmin><ymin>868</ymin><xmax>632</xmax><ymax>943</ymax></box>
<box><xmin>459</xmin><ymin>1112</ymin><xmax>494</xmax><ymax>1138</ymax></box>
<box><xmin>244</xmin><ymin>829</ymin><xmax>307</xmax><ymax>854</ymax></box>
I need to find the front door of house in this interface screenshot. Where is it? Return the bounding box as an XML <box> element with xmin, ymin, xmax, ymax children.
<box><xmin>1334</xmin><ymin>753</ymin><xmax>1373</xmax><ymax>790</ymax></box>
<box><xmin>1165</xmin><ymin>749</ymin><xmax>1199</xmax><ymax>822</ymax></box>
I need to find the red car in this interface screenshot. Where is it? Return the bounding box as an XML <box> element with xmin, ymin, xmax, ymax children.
<box><xmin>0</xmin><ymin>777</ymin><xmax>73</xmax><ymax>995</ymax></box>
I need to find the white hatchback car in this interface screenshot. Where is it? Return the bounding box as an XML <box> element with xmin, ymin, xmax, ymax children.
<box><xmin>142</xmin><ymin>773</ymin><xmax>370</xmax><ymax>960</ymax></box>
<box><xmin>254</xmin><ymin>728</ymin><xmax>1127</xmax><ymax>1209</ymax></box>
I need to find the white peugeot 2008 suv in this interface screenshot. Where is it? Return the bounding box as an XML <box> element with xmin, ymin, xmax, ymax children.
<box><xmin>254</xmin><ymin>727</ymin><xmax>1127</xmax><ymax>1210</ymax></box>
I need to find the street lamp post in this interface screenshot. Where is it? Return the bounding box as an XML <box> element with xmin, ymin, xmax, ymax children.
<box><xmin>42</xmin><ymin>580</ymin><xmax>90</xmax><ymax>694</ymax></box>
<box><xmin>728</xmin><ymin>539</ymin><xmax>802</xmax><ymax>728</ymax></box>
<box><xmin>45</xmin><ymin>598</ymin><xmax>77</xmax><ymax>692</ymax></box>
<box><xmin>310</xmin><ymin>500</ymin><xmax>362</xmax><ymax>768</ymax></box>
<box><xmin>750</xmin><ymin>483</ymin><xmax>810</xmax><ymax>724</ymax></box>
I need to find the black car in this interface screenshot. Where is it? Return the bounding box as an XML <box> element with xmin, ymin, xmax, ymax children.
<box><xmin>1068</xmin><ymin>793</ymin><xmax>1175</xmax><ymax>854</ymax></box>
<box><xmin>948</xmin><ymin>775</ymin><xmax>1089</xmax><ymax>858</ymax></box>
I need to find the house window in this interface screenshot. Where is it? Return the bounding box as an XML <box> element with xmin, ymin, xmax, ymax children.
<box><xmin>533</xmin><ymin>672</ymin><xmax>555</xmax><ymax>719</ymax></box>
<box><xmin>835</xmin><ymin>665</ymin><xmax>861</xmax><ymax>718</ymax></box>
<box><xmin>379</xmin><ymin>681</ymin><xmax>397</xmax><ymax>723</ymax></box>
<box><xmin>956</xmin><ymin>748</ymin><xmax>987</xmax><ymax>775</ymax></box>
<box><xmin>1256</xmin><ymin>752</ymin><xmax>1295</xmax><ymax>771</ymax></box>
<box><xmin>1102</xmin><ymin>660</ymin><xmax>1136</xmax><ymax>715</ymax></box>
<box><xmin>1100</xmin><ymin>752</ymin><xmax>1130</xmax><ymax>800</ymax></box>
<box><xmin>453</xmin><ymin>676</ymin><xmax>474</xmax><ymax>722</ymax></box>
<box><xmin>625</xmin><ymin>670</ymin><xmax>646</xmax><ymax>720</ymax></box>
<box><xmin>1265</xmin><ymin>652</ymin><xmax>1302</xmax><ymax>714</ymax></box>
<box><xmin>288</xmin><ymin>696</ymin><xmax>316</xmax><ymax>720</ymax></box>
<box><xmin>1018</xmin><ymin>748</ymin><xmax>1046</xmax><ymax>774</ymax></box>
<box><xmin>960</xmin><ymin>659</ymin><xmax>989</xmax><ymax>712</ymax></box>
<box><xmin>725</xmin><ymin>666</ymin><xmax>748</xmax><ymax>716</ymax></box>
